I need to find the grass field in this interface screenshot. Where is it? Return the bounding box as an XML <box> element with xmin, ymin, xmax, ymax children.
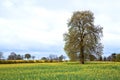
<box><xmin>0</xmin><ymin>62</ymin><xmax>120</xmax><ymax>80</ymax></box>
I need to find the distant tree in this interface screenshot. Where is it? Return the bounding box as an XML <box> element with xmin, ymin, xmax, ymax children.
<box><xmin>41</xmin><ymin>57</ymin><xmax>48</xmax><ymax>60</ymax></box>
<box><xmin>7</xmin><ymin>52</ymin><xmax>23</xmax><ymax>60</ymax></box>
<box><xmin>64</xmin><ymin>10</ymin><xmax>103</xmax><ymax>64</ymax></box>
<box><xmin>103</xmin><ymin>56</ymin><xmax>107</xmax><ymax>61</ymax></box>
<box><xmin>32</xmin><ymin>56</ymin><xmax>35</xmax><ymax>60</ymax></box>
<box><xmin>0</xmin><ymin>52</ymin><xmax>3</xmax><ymax>60</ymax></box>
<box><xmin>107</xmin><ymin>56</ymin><xmax>112</xmax><ymax>61</ymax></box>
<box><xmin>16</xmin><ymin>54</ymin><xmax>23</xmax><ymax>60</ymax></box>
<box><xmin>111</xmin><ymin>53</ymin><xmax>116</xmax><ymax>61</ymax></box>
<box><xmin>116</xmin><ymin>54</ymin><xmax>120</xmax><ymax>62</ymax></box>
<box><xmin>49</xmin><ymin>54</ymin><xmax>58</xmax><ymax>61</ymax></box>
<box><xmin>25</xmin><ymin>53</ymin><xmax>31</xmax><ymax>60</ymax></box>
<box><xmin>58</xmin><ymin>55</ymin><xmax>66</xmax><ymax>62</ymax></box>
<box><xmin>99</xmin><ymin>56</ymin><xmax>103</xmax><ymax>61</ymax></box>
<box><xmin>8</xmin><ymin>52</ymin><xmax>17</xmax><ymax>60</ymax></box>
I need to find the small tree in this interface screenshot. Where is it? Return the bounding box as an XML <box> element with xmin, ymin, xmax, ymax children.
<box><xmin>25</xmin><ymin>53</ymin><xmax>31</xmax><ymax>60</ymax></box>
<box><xmin>32</xmin><ymin>56</ymin><xmax>35</xmax><ymax>60</ymax></box>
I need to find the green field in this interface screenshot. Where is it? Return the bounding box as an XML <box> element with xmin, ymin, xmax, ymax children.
<box><xmin>0</xmin><ymin>62</ymin><xmax>120</xmax><ymax>80</ymax></box>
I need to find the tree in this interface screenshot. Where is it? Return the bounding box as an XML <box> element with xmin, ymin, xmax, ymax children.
<box><xmin>58</xmin><ymin>55</ymin><xmax>66</xmax><ymax>62</ymax></box>
<box><xmin>103</xmin><ymin>56</ymin><xmax>107</xmax><ymax>61</ymax></box>
<box><xmin>107</xmin><ymin>56</ymin><xmax>112</xmax><ymax>61</ymax></box>
<box><xmin>41</xmin><ymin>57</ymin><xmax>48</xmax><ymax>60</ymax></box>
<box><xmin>99</xmin><ymin>55</ymin><xmax>103</xmax><ymax>61</ymax></box>
<box><xmin>49</xmin><ymin>54</ymin><xmax>58</xmax><ymax>61</ymax></box>
<box><xmin>111</xmin><ymin>53</ymin><xmax>116</xmax><ymax>61</ymax></box>
<box><xmin>8</xmin><ymin>52</ymin><xmax>17</xmax><ymax>60</ymax></box>
<box><xmin>25</xmin><ymin>53</ymin><xmax>31</xmax><ymax>60</ymax></box>
<box><xmin>32</xmin><ymin>56</ymin><xmax>35</xmax><ymax>60</ymax></box>
<box><xmin>7</xmin><ymin>52</ymin><xmax>23</xmax><ymax>60</ymax></box>
<box><xmin>0</xmin><ymin>52</ymin><xmax>3</xmax><ymax>60</ymax></box>
<box><xmin>16</xmin><ymin>54</ymin><xmax>23</xmax><ymax>60</ymax></box>
<box><xmin>64</xmin><ymin>10</ymin><xmax>103</xmax><ymax>64</ymax></box>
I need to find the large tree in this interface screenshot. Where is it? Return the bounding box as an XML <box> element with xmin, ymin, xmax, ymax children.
<box><xmin>64</xmin><ymin>11</ymin><xmax>103</xmax><ymax>64</ymax></box>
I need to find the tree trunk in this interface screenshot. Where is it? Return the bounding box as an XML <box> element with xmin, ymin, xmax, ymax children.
<box><xmin>80</xmin><ymin>46</ymin><xmax>84</xmax><ymax>64</ymax></box>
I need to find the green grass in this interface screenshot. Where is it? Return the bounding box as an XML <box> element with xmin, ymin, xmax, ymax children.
<box><xmin>0</xmin><ymin>62</ymin><xmax>120</xmax><ymax>80</ymax></box>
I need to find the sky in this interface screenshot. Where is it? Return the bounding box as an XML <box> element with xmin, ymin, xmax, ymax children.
<box><xmin>0</xmin><ymin>0</ymin><xmax>120</xmax><ymax>59</ymax></box>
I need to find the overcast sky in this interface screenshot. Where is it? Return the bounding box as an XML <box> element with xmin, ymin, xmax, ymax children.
<box><xmin>0</xmin><ymin>0</ymin><xmax>120</xmax><ymax>58</ymax></box>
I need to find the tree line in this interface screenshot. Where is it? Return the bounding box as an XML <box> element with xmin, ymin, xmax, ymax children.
<box><xmin>105</xmin><ymin>53</ymin><xmax>120</xmax><ymax>62</ymax></box>
<box><xmin>0</xmin><ymin>52</ymin><xmax>66</xmax><ymax>62</ymax></box>
<box><xmin>0</xmin><ymin>52</ymin><xmax>34</xmax><ymax>60</ymax></box>
<box><xmin>66</xmin><ymin>52</ymin><xmax>120</xmax><ymax>62</ymax></box>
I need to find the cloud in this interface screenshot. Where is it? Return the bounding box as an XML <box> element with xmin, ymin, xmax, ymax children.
<box><xmin>2</xmin><ymin>0</ymin><xmax>14</xmax><ymax>8</ymax></box>
<box><xmin>0</xmin><ymin>1</ymin><xmax>71</xmax><ymax>54</ymax></box>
